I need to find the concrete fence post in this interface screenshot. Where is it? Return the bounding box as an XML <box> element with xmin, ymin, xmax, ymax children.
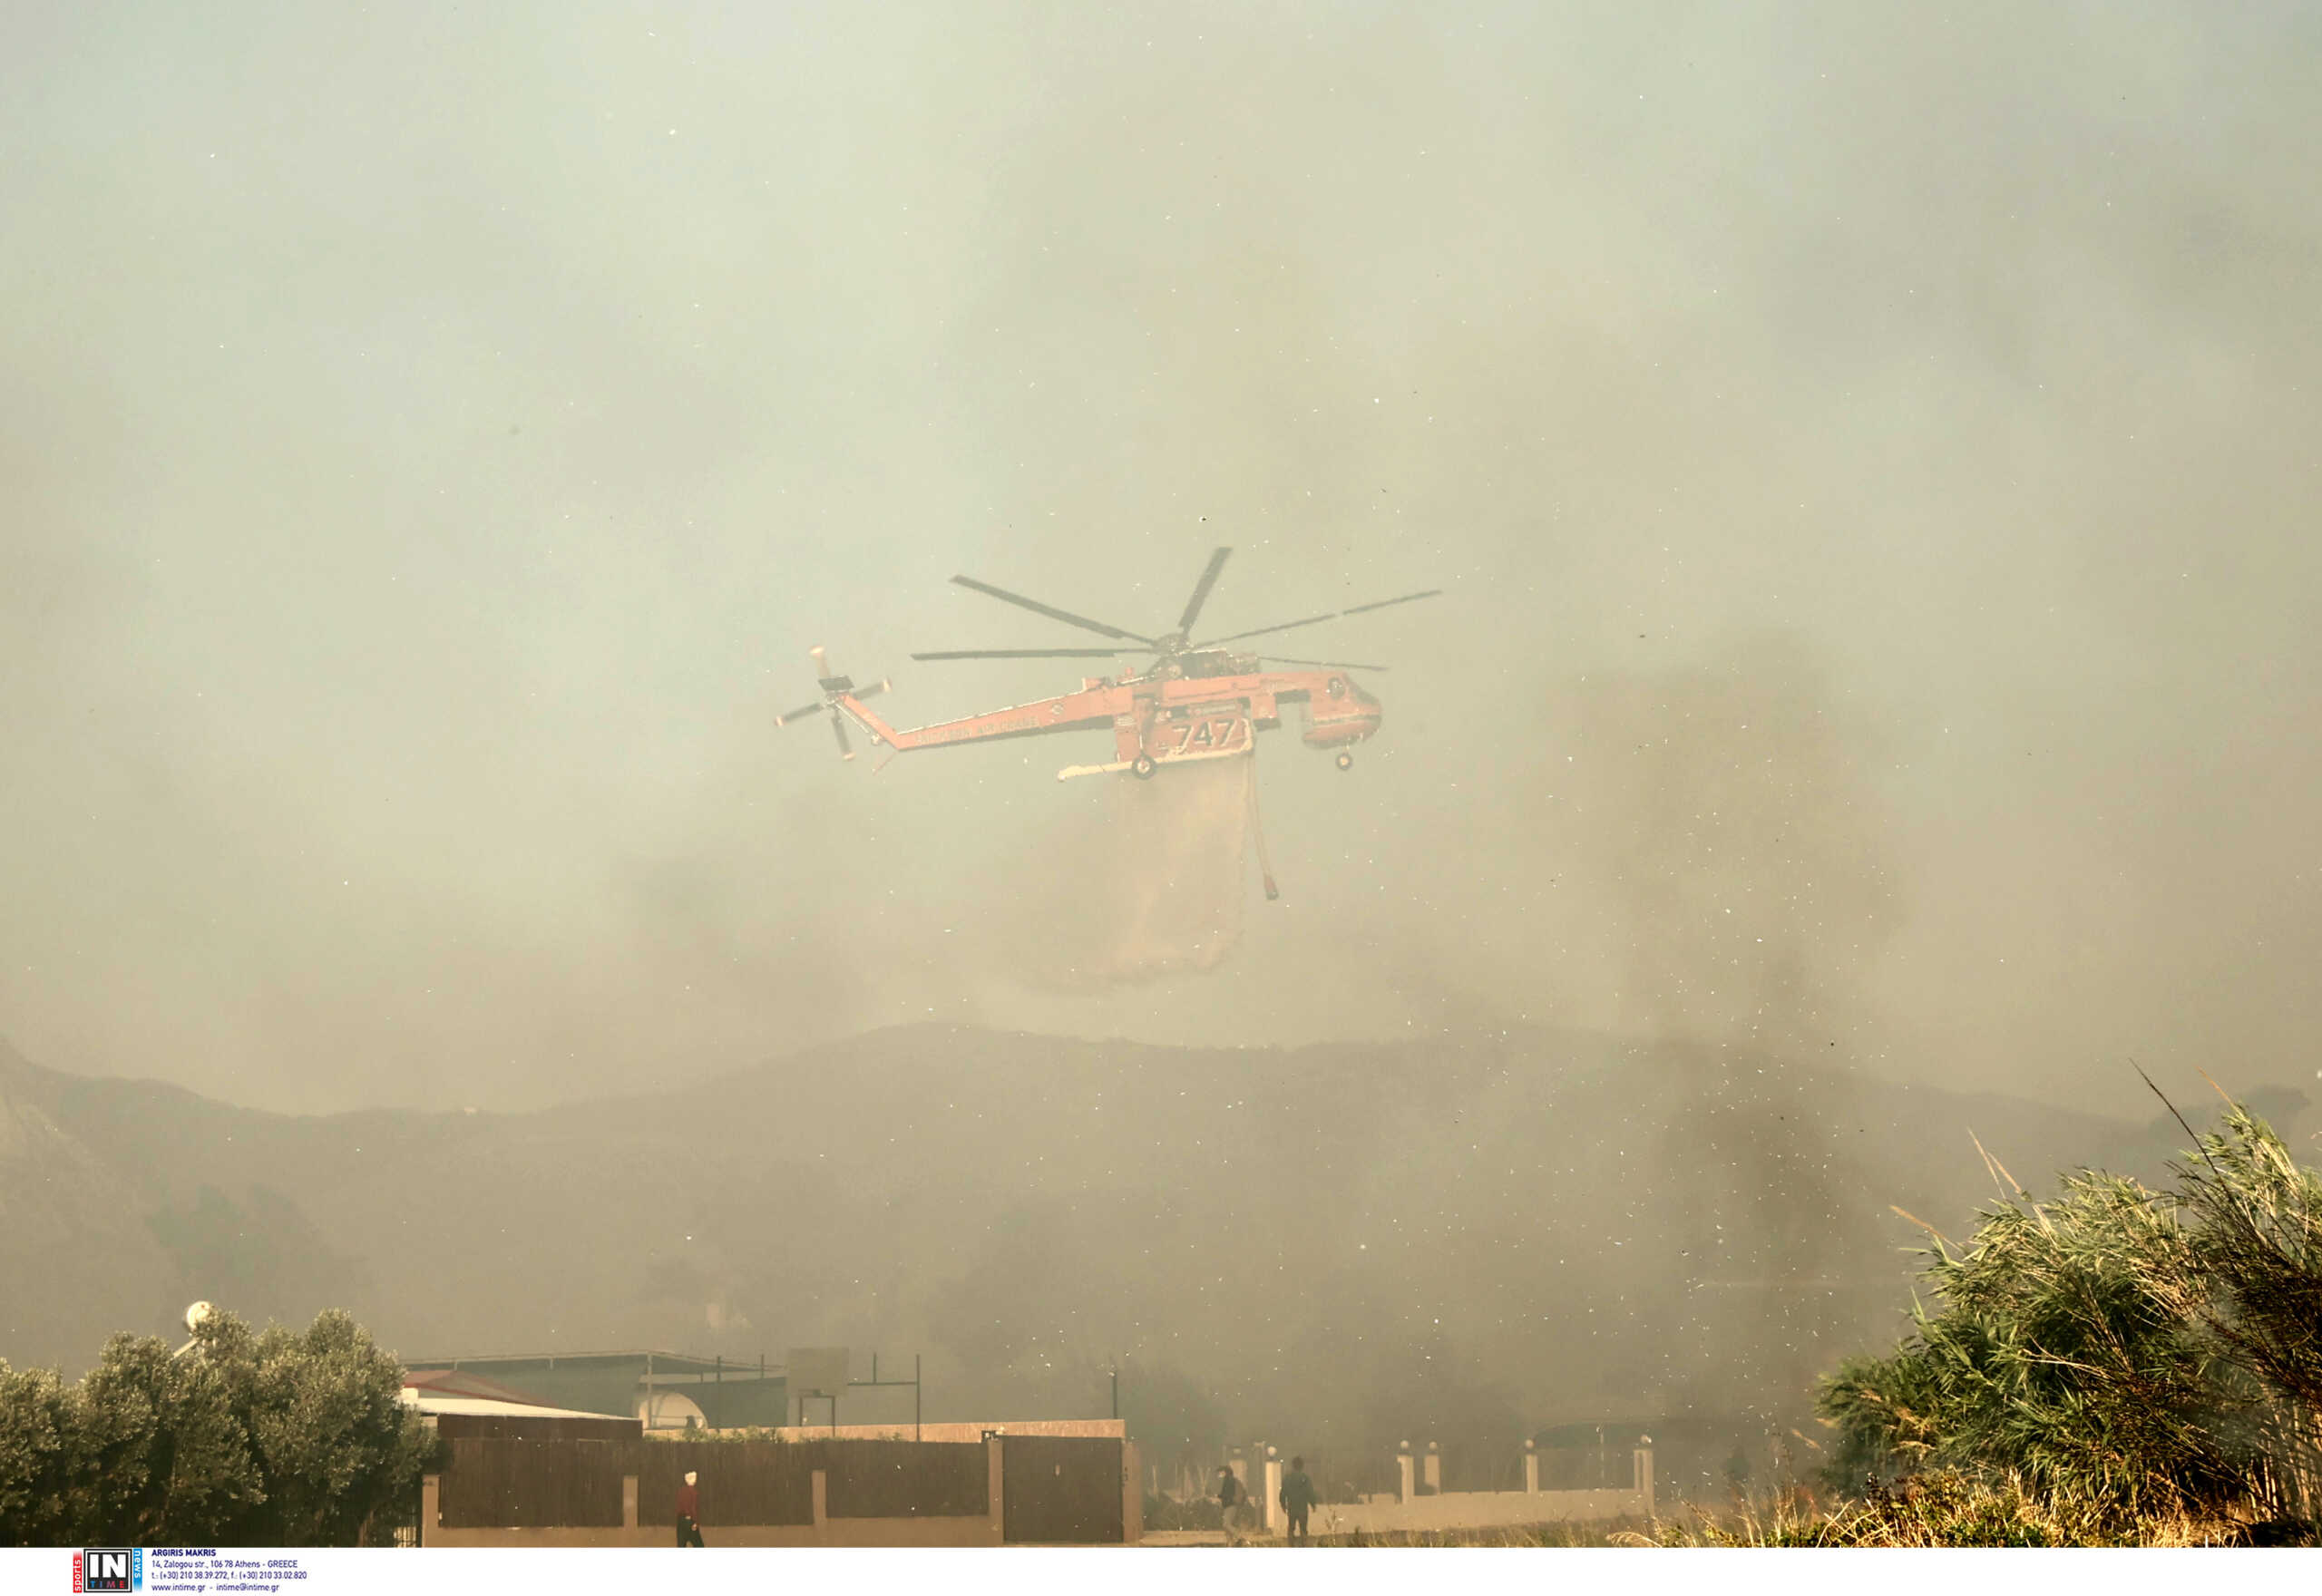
<box><xmin>1634</xmin><ymin>1441</ymin><xmax>1654</xmax><ymax>1518</ymax></box>
<box><xmin>1524</xmin><ymin>1441</ymin><xmax>1538</xmax><ymax>1495</ymax></box>
<box><xmin>1396</xmin><ymin>1442</ymin><xmax>1414</xmax><ymax>1505</ymax></box>
<box><xmin>1423</xmin><ymin>1441</ymin><xmax>1440</xmax><ymax>1494</ymax></box>
<box><xmin>1123</xmin><ymin>1441</ymin><xmax>1142</xmax><ymax>1546</ymax></box>
<box><xmin>1262</xmin><ymin>1446</ymin><xmax>1282</xmax><ymax>1534</ymax></box>
<box><xmin>986</xmin><ymin>1436</ymin><xmax>1006</xmax><ymax>1542</ymax></box>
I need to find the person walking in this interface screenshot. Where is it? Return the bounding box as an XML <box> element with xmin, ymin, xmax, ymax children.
<box><xmin>676</xmin><ymin>1469</ymin><xmax>707</xmax><ymax>1547</ymax></box>
<box><xmin>1279</xmin><ymin>1455</ymin><xmax>1319</xmax><ymax>1545</ymax></box>
<box><xmin>1215</xmin><ymin>1465</ymin><xmax>1249</xmax><ymax>1544</ymax></box>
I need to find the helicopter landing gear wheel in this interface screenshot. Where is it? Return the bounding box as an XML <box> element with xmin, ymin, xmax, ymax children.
<box><xmin>1335</xmin><ymin>751</ymin><xmax>1353</xmax><ymax>771</ymax></box>
<box><xmin>1131</xmin><ymin>754</ymin><xmax>1157</xmax><ymax>779</ymax></box>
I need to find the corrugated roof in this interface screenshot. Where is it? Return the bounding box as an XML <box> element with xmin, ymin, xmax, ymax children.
<box><xmin>403</xmin><ymin>1348</ymin><xmax>774</xmax><ymax>1376</ymax></box>
<box><xmin>401</xmin><ymin>1367</ymin><xmax>564</xmax><ymax>1406</ymax></box>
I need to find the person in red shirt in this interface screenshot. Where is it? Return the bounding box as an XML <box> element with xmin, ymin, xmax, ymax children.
<box><xmin>676</xmin><ymin>1469</ymin><xmax>706</xmax><ymax>1547</ymax></box>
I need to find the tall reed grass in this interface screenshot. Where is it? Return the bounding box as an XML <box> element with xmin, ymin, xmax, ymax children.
<box><xmin>1812</xmin><ymin>1094</ymin><xmax>2322</xmax><ymax>1542</ymax></box>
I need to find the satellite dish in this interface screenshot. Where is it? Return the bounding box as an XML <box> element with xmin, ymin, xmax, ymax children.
<box><xmin>171</xmin><ymin>1300</ymin><xmax>219</xmax><ymax>1361</ymax></box>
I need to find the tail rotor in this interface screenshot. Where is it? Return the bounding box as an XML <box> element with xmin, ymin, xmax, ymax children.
<box><xmin>774</xmin><ymin>647</ymin><xmax>890</xmax><ymax>762</ymax></box>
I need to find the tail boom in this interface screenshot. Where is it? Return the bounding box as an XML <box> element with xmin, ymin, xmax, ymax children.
<box><xmin>834</xmin><ymin>684</ymin><xmax>1118</xmax><ymax>753</ymax></box>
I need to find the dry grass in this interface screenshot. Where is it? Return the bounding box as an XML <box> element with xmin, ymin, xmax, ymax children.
<box><xmin>1289</xmin><ymin>1480</ymin><xmax>2288</xmax><ymax>1547</ymax></box>
<box><xmin>1628</xmin><ymin>1474</ymin><xmax>2278</xmax><ymax>1547</ymax></box>
<box><xmin>1306</xmin><ymin>1518</ymin><xmax>1645</xmax><ymax>1547</ymax></box>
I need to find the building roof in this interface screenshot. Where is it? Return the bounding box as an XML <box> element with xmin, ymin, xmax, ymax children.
<box><xmin>398</xmin><ymin>1351</ymin><xmax>787</xmax><ymax>1427</ymax></box>
<box><xmin>398</xmin><ymin>1391</ymin><xmax>618</xmax><ymax>1421</ymax></box>
<box><xmin>400</xmin><ymin>1370</ymin><xmax>615</xmax><ymax>1421</ymax></box>
<box><xmin>404</xmin><ymin>1348</ymin><xmax>775</xmax><ymax>1377</ymax></box>
<box><xmin>402</xmin><ymin>1367</ymin><xmax>565</xmax><ymax>1406</ymax></box>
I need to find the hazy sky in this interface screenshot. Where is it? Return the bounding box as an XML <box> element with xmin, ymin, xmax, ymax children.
<box><xmin>4</xmin><ymin>2</ymin><xmax>2316</xmax><ymax>1114</ymax></box>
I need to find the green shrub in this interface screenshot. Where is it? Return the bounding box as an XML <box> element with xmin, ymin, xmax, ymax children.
<box><xmin>1817</xmin><ymin>1099</ymin><xmax>2322</xmax><ymax>1533</ymax></box>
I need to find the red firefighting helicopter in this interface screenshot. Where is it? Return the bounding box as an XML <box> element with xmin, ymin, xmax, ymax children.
<box><xmin>774</xmin><ymin>547</ymin><xmax>1437</xmax><ymax>899</ymax></box>
<box><xmin>774</xmin><ymin>546</ymin><xmax>1437</xmax><ymax>786</ymax></box>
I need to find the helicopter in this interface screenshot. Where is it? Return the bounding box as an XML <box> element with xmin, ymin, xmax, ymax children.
<box><xmin>773</xmin><ymin>546</ymin><xmax>1438</xmax><ymax>785</ymax></box>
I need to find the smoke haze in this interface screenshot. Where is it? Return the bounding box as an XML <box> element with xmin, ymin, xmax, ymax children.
<box><xmin>3</xmin><ymin>5</ymin><xmax>2317</xmax><ymax>1133</ymax></box>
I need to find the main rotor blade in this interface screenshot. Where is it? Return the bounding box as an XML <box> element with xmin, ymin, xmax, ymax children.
<box><xmin>831</xmin><ymin>715</ymin><xmax>855</xmax><ymax>761</ymax></box>
<box><xmin>911</xmin><ymin>647</ymin><xmax>1138</xmax><ymax>661</ymax></box>
<box><xmin>1195</xmin><ymin>588</ymin><xmax>1442</xmax><ymax>647</ymax></box>
<box><xmin>1196</xmin><ymin>609</ymin><xmax>1336</xmax><ymax>647</ymax></box>
<box><xmin>1341</xmin><ymin>588</ymin><xmax>1443</xmax><ymax>617</ymax></box>
<box><xmin>1260</xmin><ymin>655</ymin><xmax>1390</xmax><ymax>671</ymax></box>
<box><xmin>1177</xmin><ymin>546</ymin><xmax>1233</xmax><ymax>634</ymax></box>
<box><xmin>774</xmin><ymin>701</ymin><xmax>828</xmax><ymax>727</ymax></box>
<box><xmin>951</xmin><ymin>575</ymin><xmax>1156</xmax><ymax>646</ymax></box>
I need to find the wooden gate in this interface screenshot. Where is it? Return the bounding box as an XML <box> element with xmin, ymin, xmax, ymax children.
<box><xmin>1000</xmin><ymin>1436</ymin><xmax>1123</xmax><ymax>1544</ymax></box>
<box><xmin>824</xmin><ymin>1440</ymin><xmax>990</xmax><ymax>1519</ymax></box>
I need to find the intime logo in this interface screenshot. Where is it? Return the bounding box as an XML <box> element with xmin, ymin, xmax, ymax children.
<box><xmin>73</xmin><ymin>1547</ymin><xmax>140</xmax><ymax>1592</ymax></box>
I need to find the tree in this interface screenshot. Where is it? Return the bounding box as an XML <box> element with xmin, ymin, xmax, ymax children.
<box><xmin>0</xmin><ymin>1308</ymin><xmax>433</xmax><ymax>1546</ymax></box>
<box><xmin>226</xmin><ymin>1309</ymin><xmax>434</xmax><ymax>1544</ymax></box>
<box><xmin>69</xmin><ymin>1329</ymin><xmax>262</xmax><ymax>1542</ymax></box>
<box><xmin>0</xmin><ymin>1364</ymin><xmax>75</xmax><ymax>1545</ymax></box>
